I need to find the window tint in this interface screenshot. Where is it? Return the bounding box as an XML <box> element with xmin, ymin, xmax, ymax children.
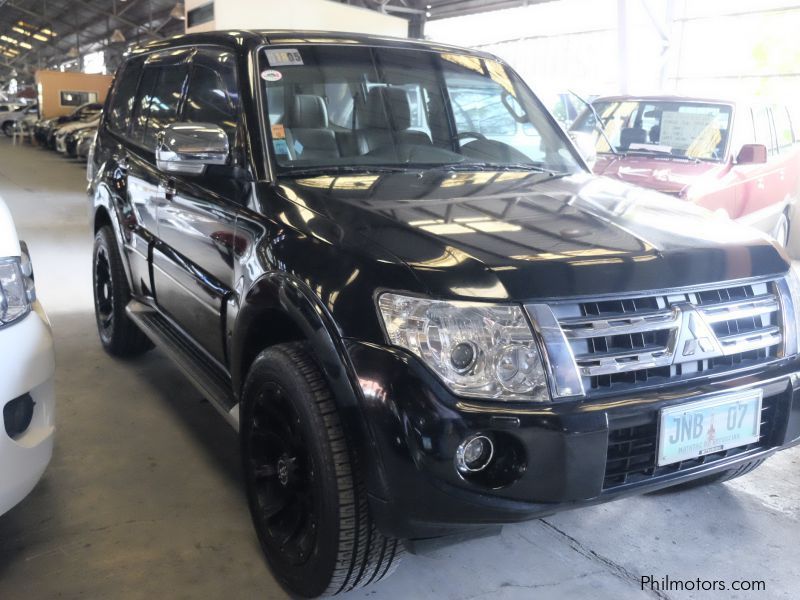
<box><xmin>142</xmin><ymin>66</ymin><xmax>188</xmax><ymax>149</ymax></box>
<box><xmin>752</xmin><ymin>106</ymin><xmax>775</xmax><ymax>156</ymax></box>
<box><xmin>184</xmin><ymin>49</ymin><xmax>239</xmax><ymax>142</ymax></box>
<box><xmin>130</xmin><ymin>67</ymin><xmax>159</xmax><ymax>144</ymax></box>
<box><xmin>772</xmin><ymin>106</ymin><xmax>794</xmax><ymax>152</ymax></box>
<box><xmin>108</xmin><ymin>59</ymin><xmax>143</xmax><ymax>135</ymax></box>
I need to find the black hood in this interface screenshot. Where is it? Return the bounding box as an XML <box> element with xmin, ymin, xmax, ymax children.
<box><xmin>276</xmin><ymin>170</ymin><xmax>789</xmax><ymax>301</ymax></box>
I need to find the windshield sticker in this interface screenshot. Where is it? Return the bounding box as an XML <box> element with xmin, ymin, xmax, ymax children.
<box><xmin>659</xmin><ymin>111</ymin><xmax>716</xmax><ymax>149</ymax></box>
<box><xmin>271</xmin><ymin>124</ymin><xmax>286</xmax><ymax>139</ymax></box>
<box><xmin>265</xmin><ymin>49</ymin><xmax>303</xmax><ymax>66</ymax></box>
<box><xmin>261</xmin><ymin>69</ymin><xmax>283</xmax><ymax>82</ymax></box>
<box><xmin>273</xmin><ymin>138</ymin><xmax>290</xmax><ymax>156</ymax></box>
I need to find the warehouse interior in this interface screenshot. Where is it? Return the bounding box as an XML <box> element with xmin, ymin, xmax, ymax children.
<box><xmin>0</xmin><ymin>1</ymin><xmax>798</xmax><ymax>598</ymax></box>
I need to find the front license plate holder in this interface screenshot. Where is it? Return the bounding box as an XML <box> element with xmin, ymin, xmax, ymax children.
<box><xmin>657</xmin><ymin>389</ymin><xmax>763</xmax><ymax>467</ymax></box>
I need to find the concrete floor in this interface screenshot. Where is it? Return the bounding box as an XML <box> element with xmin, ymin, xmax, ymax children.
<box><xmin>0</xmin><ymin>136</ymin><xmax>799</xmax><ymax>600</ymax></box>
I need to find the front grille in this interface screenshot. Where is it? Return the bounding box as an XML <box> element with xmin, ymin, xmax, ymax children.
<box><xmin>550</xmin><ymin>279</ymin><xmax>784</xmax><ymax>395</ymax></box>
<box><xmin>603</xmin><ymin>395</ymin><xmax>778</xmax><ymax>490</ymax></box>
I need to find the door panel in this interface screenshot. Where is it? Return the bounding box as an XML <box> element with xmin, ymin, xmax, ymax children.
<box><xmin>154</xmin><ymin>179</ymin><xmax>238</xmax><ymax>363</ymax></box>
<box><xmin>151</xmin><ymin>47</ymin><xmax>243</xmax><ymax>364</ymax></box>
<box><xmin>123</xmin><ymin>148</ymin><xmax>162</xmax><ymax>296</ymax></box>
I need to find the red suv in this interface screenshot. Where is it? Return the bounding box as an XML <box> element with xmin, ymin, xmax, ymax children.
<box><xmin>570</xmin><ymin>96</ymin><xmax>800</xmax><ymax>248</ymax></box>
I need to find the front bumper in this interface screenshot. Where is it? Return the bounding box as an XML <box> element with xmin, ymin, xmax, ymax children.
<box><xmin>0</xmin><ymin>304</ymin><xmax>56</xmax><ymax>516</ymax></box>
<box><xmin>346</xmin><ymin>341</ymin><xmax>800</xmax><ymax>539</ymax></box>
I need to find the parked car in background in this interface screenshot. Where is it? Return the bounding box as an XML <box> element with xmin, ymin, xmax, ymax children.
<box><xmin>34</xmin><ymin>102</ymin><xmax>102</xmax><ymax>148</ymax></box>
<box><xmin>1</xmin><ymin>104</ymin><xmax>39</xmax><ymax>137</ymax></box>
<box><xmin>89</xmin><ymin>31</ymin><xmax>800</xmax><ymax>598</ymax></box>
<box><xmin>0</xmin><ymin>197</ymin><xmax>55</xmax><ymax>517</ymax></box>
<box><xmin>0</xmin><ymin>102</ymin><xmax>23</xmax><ymax>113</ymax></box>
<box><xmin>540</xmin><ymin>91</ymin><xmax>586</xmax><ymax>128</ymax></box>
<box><xmin>55</xmin><ymin>117</ymin><xmax>100</xmax><ymax>156</ymax></box>
<box><xmin>74</xmin><ymin>128</ymin><xmax>95</xmax><ymax>160</ymax></box>
<box><xmin>570</xmin><ymin>95</ymin><xmax>800</xmax><ymax>247</ymax></box>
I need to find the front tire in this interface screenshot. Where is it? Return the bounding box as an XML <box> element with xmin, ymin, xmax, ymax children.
<box><xmin>2</xmin><ymin>121</ymin><xmax>14</xmax><ymax>137</ymax></box>
<box><xmin>92</xmin><ymin>225</ymin><xmax>153</xmax><ymax>357</ymax></box>
<box><xmin>241</xmin><ymin>342</ymin><xmax>403</xmax><ymax>597</ymax></box>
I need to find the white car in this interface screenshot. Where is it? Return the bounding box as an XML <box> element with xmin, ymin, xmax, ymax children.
<box><xmin>1</xmin><ymin>104</ymin><xmax>39</xmax><ymax>137</ymax></box>
<box><xmin>0</xmin><ymin>198</ymin><xmax>55</xmax><ymax>516</ymax></box>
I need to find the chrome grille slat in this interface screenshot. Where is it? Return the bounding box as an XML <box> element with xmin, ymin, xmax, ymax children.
<box><xmin>561</xmin><ymin>308</ymin><xmax>679</xmax><ymax>339</ymax></box>
<box><xmin>537</xmin><ymin>278</ymin><xmax>787</xmax><ymax>396</ymax></box>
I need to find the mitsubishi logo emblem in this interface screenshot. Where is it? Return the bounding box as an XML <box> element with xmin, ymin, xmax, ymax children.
<box><xmin>672</xmin><ymin>303</ymin><xmax>724</xmax><ymax>364</ymax></box>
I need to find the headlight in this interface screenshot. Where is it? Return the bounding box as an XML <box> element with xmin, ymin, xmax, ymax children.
<box><xmin>377</xmin><ymin>293</ymin><xmax>549</xmax><ymax>401</ymax></box>
<box><xmin>0</xmin><ymin>246</ymin><xmax>35</xmax><ymax>328</ymax></box>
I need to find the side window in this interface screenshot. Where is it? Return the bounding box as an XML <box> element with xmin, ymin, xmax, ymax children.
<box><xmin>772</xmin><ymin>106</ymin><xmax>795</xmax><ymax>152</ymax></box>
<box><xmin>130</xmin><ymin>67</ymin><xmax>159</xmax><ymax>144</ymax></box>
<box><xmin>107</xmin><ymin>58</ymin><xmax>143</xmax><ymax>135</ymax></box>
<box><xmin>752</xmin><ymin>106</ymin><xmax>775</xmax><ymax>157</ymax></box>
<box><xmin>184</xmin><ymin>49</ymin><xmax>239</xmax><ymax>143</ymax></box>
<box><xmin>142</xmin><ymin>66</ymin><xmax>188</xmax><ymax>150</ymax></box>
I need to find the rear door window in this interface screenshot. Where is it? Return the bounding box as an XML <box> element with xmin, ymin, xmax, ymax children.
<box><xmin>130</xmin><ymin>67</ymin><xmax>159</xmax><ymax>145</ymax></box>
<box><xmin>107</xmin><ymin>58</ymin><xmax>143</xmax><ymax>135</ymax></box>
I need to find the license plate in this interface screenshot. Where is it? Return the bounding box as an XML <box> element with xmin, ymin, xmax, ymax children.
<box><xmin>657</xmin><ymin>389</ymin><xmax>763</xmax><ymax>466</ymax></box>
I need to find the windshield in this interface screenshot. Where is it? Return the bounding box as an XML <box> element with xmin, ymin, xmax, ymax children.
<box><xmin>571</xmin><ymin>99</ymin><xmax>733</xmax><ymax>161</ymax></box>
<box><xmin>259</xmin><ymin>45</ymin><xmax>582</xmax><ymax>176</ymax></box>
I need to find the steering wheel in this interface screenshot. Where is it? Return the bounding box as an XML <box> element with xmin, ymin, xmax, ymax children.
<box><xmin>456</xmin><ymin>131</ymin><xmax>488</xmax><ymax>143</ymax></box>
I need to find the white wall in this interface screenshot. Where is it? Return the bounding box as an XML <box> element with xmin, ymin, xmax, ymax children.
<box><xmin>186</xmin><ymin>0</ymin><xmax>408</xmax><ymax>37</ymax></box>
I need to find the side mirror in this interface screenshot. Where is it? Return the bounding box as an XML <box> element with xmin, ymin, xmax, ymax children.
<box><xmin>736</xmin><ymin>143</ymin><xmax>767</xmax><ymax>165</ymax></box>
<box><xmin>156</xmin><ymin>122</ymin><xmax>229</xmax><ymax>175</ymax></box>
<box><xmin>569</xmin><ymin>130</ymin><xmax>597</xmax><ymax>166</ymax></box>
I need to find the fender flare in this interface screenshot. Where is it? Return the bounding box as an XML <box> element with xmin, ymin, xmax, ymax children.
<box><xmin>232</xmin><ymin>272</ymin><xmax>391</xmax><ymax>501</ymax></box>
<box><xmin>91</xmin><ymin>180</ymin><xmax>135</xmax><ymax>286</ymax></box>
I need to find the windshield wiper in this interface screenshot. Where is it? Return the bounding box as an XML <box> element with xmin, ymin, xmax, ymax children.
<box><xmin>570</xmin><ymin>89</ymin><xmax>621</xmax><ymax>156</ymax></box>
<box><xmin>280</xmin><ymin>165</ymin><xmax>411</xmax><ymax>177</ymax></box>
<box><xmin>433</xmin><ymin>162</ymin><xmax>564</xmax><ymax>175</ymax></box>
<box><xmin>623</xmin><ymin>148</ymin><xmax>701</xmax><ymax>163</ymax></box>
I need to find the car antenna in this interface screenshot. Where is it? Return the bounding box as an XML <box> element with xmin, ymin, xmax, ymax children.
<box><xmin>569</xmin><ymin>89</ymin><xmax>621</xmax><ymax>156</ymax></box>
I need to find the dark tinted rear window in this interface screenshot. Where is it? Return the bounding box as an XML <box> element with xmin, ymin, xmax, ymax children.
<box><xmin>107</xmin><ymin>59</ymin><xmax>143</xmax><ymax>135</ymax></box>
<box><xmin>130</xmin><ymin>67</ymin><xmax>159</xmax><ymax>144</ymax></box>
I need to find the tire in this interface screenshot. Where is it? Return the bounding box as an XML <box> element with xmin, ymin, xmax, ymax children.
<box><xmin>241</xmin><ymin>342</ymin><xmax>403</xmax><ymax>598</ymax></box>
<box><xmin>773</xmin><ymin>211</ymin><xmax>790</xmax><ymax>248</ymax></box>
<box><xmin>653</xmin><ymin>458</ymin><xmax>766</xmax><ymax>493</ymax></box>
<box><xmin>92</xmin><ymin>225</ymin><xmax>153</xmax><ymax>357</ymax></box>
<box><xmin>2</xmin><ymin>121</ymin><xmax>14</xmax><ymax>137</ymax></box>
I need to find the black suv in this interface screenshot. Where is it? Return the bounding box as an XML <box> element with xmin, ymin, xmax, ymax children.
<box><xmin>89</xmin><ymin>31</ymin><xmax>800</xmax><ymax>597</ymax></box>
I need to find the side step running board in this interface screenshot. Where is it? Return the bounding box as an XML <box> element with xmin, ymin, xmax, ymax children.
<box><xmin>126</xmin><ymin>300</ymin><xmax>239</xmax><ymax>430</ymax></box>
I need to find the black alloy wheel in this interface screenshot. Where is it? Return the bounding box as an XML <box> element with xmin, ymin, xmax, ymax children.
<box><xmin>242</xmin><ymin>342</ymin><xmax>403</xmax><ymax>597</ymax></box>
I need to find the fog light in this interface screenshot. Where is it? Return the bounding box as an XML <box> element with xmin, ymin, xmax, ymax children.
<box><xmin>455</xmin><ymin>434</ymin><xmax>494</xmax><ymax>474</ymax></box>
<box><xmin>4</xmin><ymin>393</ymin><xmax>34</xmax><ymax>439</ymax></box>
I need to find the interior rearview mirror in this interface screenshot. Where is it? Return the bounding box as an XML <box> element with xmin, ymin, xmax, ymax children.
<box><xmin>156</xmin><ymin>123</ymin><xmax>229</xmax><ymax>175</ymax></box>
<box><xmin>736</xmin><ymin>143</ymin><xmax>767</xmax><ymax>165</ymax></box>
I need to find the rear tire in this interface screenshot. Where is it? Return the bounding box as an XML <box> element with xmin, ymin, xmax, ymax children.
<box><xmin>241</xmin><ymin>342</ymin><xmax>403</xmax><ymax>597</ymax></box>
<box><xmin>92</xmin><ymin>225</ymin><xmax>153</xmax><ymax>357</ymax></box>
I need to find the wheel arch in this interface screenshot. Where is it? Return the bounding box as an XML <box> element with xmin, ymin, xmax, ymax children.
<box><xmin>232</xmin><ymin>272</ymin><xmax>391</xmax><ymax>501</ymax></box>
